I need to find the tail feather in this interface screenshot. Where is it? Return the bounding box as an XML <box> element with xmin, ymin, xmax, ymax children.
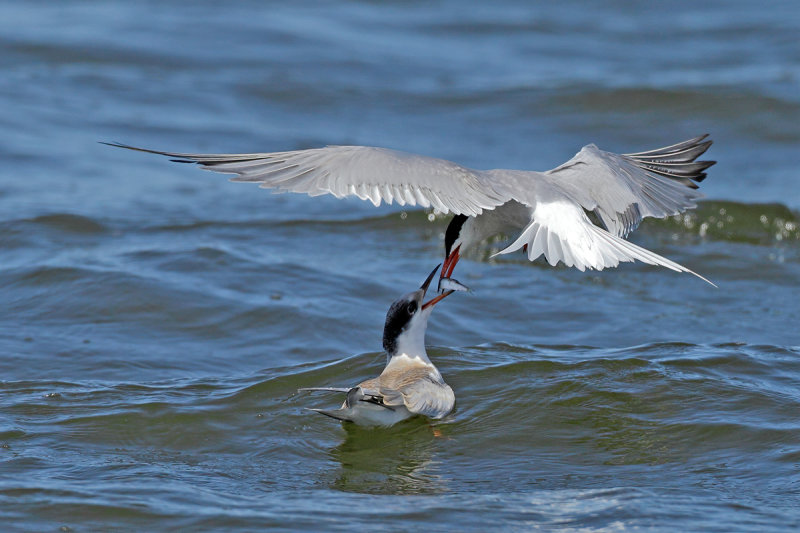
<box><xmin>297</xmin><ymin>387</ymin><xmax>351</xmax><ymax>393</ymax></box>
<box><xmin>306</xmin><ymin>408</ymin><xmax>353</xmax><ymax>422</ymax></box>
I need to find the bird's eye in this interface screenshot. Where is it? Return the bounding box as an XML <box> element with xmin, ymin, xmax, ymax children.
<box><xmin>407</xmin><ymin>302</ymin><xmax>418</xmax><ymax>315</ymax></box>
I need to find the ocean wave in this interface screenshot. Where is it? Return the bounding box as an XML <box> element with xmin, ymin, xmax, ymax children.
<box><xmin>21</xmin><ymin>214</ymin><xmax>108</xmax><ymax>234</ymax></box>
<box><xmin>120</xmin><ymin>199</ymin><xmax>800</xmax><ymax>246</ymax></box>
<box><xmin>267</xmin><ymin>200</ymin><xmax>800</xmax><ymax>246</ymax></box>
<box><xmin>4</xmin><ymin>340</ymin><xmax>798</xmax><ymax>525</ymax></box>
<box><xmin>648</xmin><ymin>201</ymin><xmax>799</xmax><ymax>245</ymax></box>
<box><xmin>550</xmin><ymin>86</ymin><xmax>800</xmax><ymax>117</ymax></box>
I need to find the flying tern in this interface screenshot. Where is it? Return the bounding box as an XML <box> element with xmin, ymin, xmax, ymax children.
<box><xmin>104</xmin><ymin>134</ymin><xmax>716</xmax><ymax>286</ymax></box>
<box><xmin>299</xmin><ymin>264</ymin><xmax>456</xmax><ymax>426</ymax></box>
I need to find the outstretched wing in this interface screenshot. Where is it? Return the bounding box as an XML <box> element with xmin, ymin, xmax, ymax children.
<box><xmin>542</xmin><ymin>135</ymin><xmax>714</xmax><ymax>237</ymax></box>
<box><xmin>103</xmin><ymin>142</ymin><xmax>509</xmax><ymax>217</ymax></box>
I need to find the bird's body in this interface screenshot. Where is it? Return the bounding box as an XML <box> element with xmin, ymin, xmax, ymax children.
<box><xmin>300</xmin><ymin>265</ymin><xmax>456</xmax><ymax>427</ymax></box>
<box><xmin>105</xmin><ymin>134</ymin><xmax>716</xmax><ymax>286</ymax></box>
<box><xmin>459</xmin><ymin>200</ymin><xmax>533</xmax><ymax>246</ymax></box>
<box><xmin>309</xmin><ymin>354</ymin><xmax>454</xmax><ymax>426</ymax></box>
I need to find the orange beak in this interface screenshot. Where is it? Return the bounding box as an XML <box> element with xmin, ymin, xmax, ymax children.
<box><xmin>441</xmin><ymin>244</ymin><xmax>461</xmax><ymax>280</ymax></box>
<box><xmin>419</xmin><ymin>264</ymin><xmax>455</xmax><ymax>310</ymax></box>
<box><xmin>422</xmin><ymin>289</ymin><xmax>455</xmax><ymax>310</ymax></box>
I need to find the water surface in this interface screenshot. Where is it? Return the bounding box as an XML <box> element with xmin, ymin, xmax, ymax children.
<box><xmin>1</xmin><ymin>1</ymin><xmax>799</xmax><ymax>531</ymax></box>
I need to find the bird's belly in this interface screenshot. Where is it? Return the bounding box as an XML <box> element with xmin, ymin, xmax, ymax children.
<box><xmin>492</xmin><ymin>201</ymin><xmax>534</xmax><ymax>228</ymax></box>
<box><xmin>476</xmin><ymin>201</ymin><xmax>533</xmax><ymax>242</ymax></box>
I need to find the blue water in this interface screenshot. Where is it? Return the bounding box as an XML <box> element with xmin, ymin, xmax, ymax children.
<box><xmin>1</xmin><ymin>1</ymin><xmax>799</xmax><ymax>531</ymax></box>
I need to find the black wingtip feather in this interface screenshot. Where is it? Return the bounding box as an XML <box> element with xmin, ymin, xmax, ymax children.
<box><xmin>202</xmin><ymin>158</ymin><xmax>264</xmax><ymax>166</ymax></box>
<box><xmin>625</xmin><ymin>135</ymin><xmax>716</xmax><ymax>186</ymax></box>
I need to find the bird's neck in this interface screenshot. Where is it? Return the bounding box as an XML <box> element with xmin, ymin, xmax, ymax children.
<box><xmin>386</xmin><ymin>352</ymin><xmax>435</xmax><ymax>372</ymax></box>
<box><xmin>458</xmin><ymin>215</ymin><xmax>493</xmax><ymax>252</ymax></box>
<box><xmin>386</xmin><ymin>319</ymin><xmax>431</xmax><ymax>366</ymax></box>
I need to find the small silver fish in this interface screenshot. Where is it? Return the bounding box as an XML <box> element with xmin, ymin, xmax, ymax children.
<box><xmin>438</xmin><ymin>277</ymin><xmax>470</xmax><ymax>293</ymax></box>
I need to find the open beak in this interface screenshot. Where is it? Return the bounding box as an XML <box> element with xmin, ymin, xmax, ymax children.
<box><xmin>420</xmin><ymin>263</ymin><xmax>441</xmax><ymax>294</ymax></box>
<box><xmin>438</xmin><ymin>244</ymin><xmax>470</xmax><ymax>293</ymax></box>
<box><xmin>420</xmin><ymin>264</ymin><xmax>455</xmax><ymax>310</ymax></box>
<box><xmin>441</xmin><ymin>244</ymin><xmax>461</xmax><ymax>281</ymax></box>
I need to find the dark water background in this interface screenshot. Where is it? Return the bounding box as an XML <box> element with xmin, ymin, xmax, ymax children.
<box><xmin>2</xmin><ymin>1</ymin><xmax>799</xmax><ymax>531</ymax></box>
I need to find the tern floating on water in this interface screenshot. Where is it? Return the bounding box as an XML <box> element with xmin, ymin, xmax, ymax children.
<box><xmin>298</xmin><ymin>264</ymin><xmax>456</xmax><ymax>426</ymax></box>
<box><xmin>104</xmin><ymin>134</ymin><xmax>716</xmax><ymax>287</ymax></box>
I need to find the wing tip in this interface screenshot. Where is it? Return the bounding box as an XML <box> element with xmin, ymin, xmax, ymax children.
<box><xmin>100</xmin><ymin>140</ymin><xmax>198</xmax><ymax>163</ymax></box>
<box><xmin>100</xmin><ymin>140</ymin><xmax>136</xmax><ymax>150</ymax></box>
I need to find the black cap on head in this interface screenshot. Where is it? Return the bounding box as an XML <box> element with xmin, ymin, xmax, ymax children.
<box><xmin>382</xmin><ymin>295</ymin><xmax>418</xmax><ymax>355</ymax></box>
<box><xmin>444</xmin><ymin>214</ymin><xmax>468</xmax><ymax>255</ymax></box>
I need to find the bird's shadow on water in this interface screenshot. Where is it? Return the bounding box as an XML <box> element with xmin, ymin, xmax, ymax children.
<box><xmin>321</xmin><ymin>417</ymin><xmax>450</xmax><ymax>495</ymax></box>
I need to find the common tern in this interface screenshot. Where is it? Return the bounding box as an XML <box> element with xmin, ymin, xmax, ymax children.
<box><xmin>104</xmin><ymin>134</ymin><xmax>716</xmax><ymax>287</ymax></box>
<box><xmin>298</xmin><ymin>264</ymin><xmax>456</xmax><ymax>427</ymax></box>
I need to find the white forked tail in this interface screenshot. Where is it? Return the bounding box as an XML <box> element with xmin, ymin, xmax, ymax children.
<box><xmin>493</xmin><ymin>202</ymin><xmax>715</xmax><ymax>286</ymax></box>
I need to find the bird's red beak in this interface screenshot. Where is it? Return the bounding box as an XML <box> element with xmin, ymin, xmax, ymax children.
<box><xmin>422</xmin><ymin>289</ymin><xmax>454</xmax><ymax>310</ymax></box>
<box><xmin>441</xmin><ymin>244</ymin><xmax>461</xmax><ymax>280</ymax></box>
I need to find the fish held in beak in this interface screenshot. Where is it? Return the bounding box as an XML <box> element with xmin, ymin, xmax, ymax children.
<box><xmin>419</xmin><ymin>264</ymin><xmax>456</xmax><ymax>309</ymax></box>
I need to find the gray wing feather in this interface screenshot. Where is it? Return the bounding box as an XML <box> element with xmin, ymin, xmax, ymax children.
<box><xmin>103</xmin><ymin>143</ymin><xmax>509</xmax><ymax>217</ymax></box>
<box><xmin>297</xmin><ymin>387</ymin><xmax>351</xmax><ymax>393</ymax></box>
<box><xmin>378</xmin><ymin>369</ymin><xmax>454</xmax><ymax>419</ymax></box>
<box><xmin>539</xmin><ymin>135</ymin><xmax>714</xmax><ymax>237</ymax></box>
<box><xmin>401</xmin><ymin>378</ymin><xmax>455</xmax><ymax>419</ymax></box>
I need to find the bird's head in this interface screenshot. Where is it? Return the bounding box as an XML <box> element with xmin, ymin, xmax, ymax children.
<box><xmin>441</xmin><ymin>214</ymin><xmax>472</xmax><ymax>286</ymax></box>
<box><xmin>382</xmin><ymin>264</ymin><xmax>455</xmax><ymax>358</ymax></box>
